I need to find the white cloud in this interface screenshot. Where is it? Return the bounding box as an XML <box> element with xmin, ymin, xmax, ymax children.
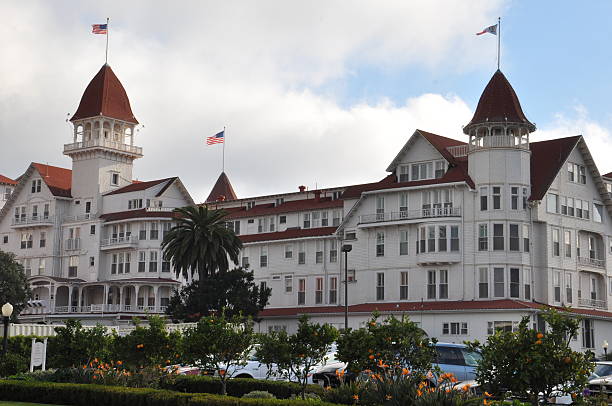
<box><xmin>0</xmin><ymin>0</ymin><xmax>503</xmax><ymax>201</ymax></box>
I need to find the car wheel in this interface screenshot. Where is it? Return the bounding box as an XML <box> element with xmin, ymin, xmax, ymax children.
<box><xmin>236</xmin><ymin>374</ymin><xmax>254</xmax><ymax>379</ymax></box>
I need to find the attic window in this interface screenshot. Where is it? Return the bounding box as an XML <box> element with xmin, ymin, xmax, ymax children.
<box><xmin>111</xmin><ymin>173</ymin><xmax>119</xmax><ymax>186</ymax></box>
<box><xmin>246</xmin><ymin>201</ymin><xmax>255</xmax><ymax>210</ymax></box>
<box><xmin>332</xmin><ymin>191</ymin><xmax>342</xmax><ymax>200</ymax></box>
<box><xmin>275</xmin><ymin>198</ymin><xmax>284</xmax><ymax>206</ymax></box>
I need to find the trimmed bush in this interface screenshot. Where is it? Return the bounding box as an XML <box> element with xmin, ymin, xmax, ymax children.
<box><xmin>242</xmin><ymin>391</ymin><xmax>276</xmax><ymax>399</ymax></box>
<box><xmin>162</xmin><ymin>375</ymin><xmax>323</xmax><ymax>399</ymax></box>
<box><xmin>0</xmin><ymin>379</ymin><xmax>333</xmax><ymax>406</ymax></box>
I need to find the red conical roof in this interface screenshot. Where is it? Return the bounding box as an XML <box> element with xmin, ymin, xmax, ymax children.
<box><xmin>464</xmin><ymin>70</ymin><xmax>534</xmax><ymax>133</ymax></box>
<box><xmin>206</xmin><ymin>172</ymin><xmax>237</xmax><ymax>203</ymax></box>
<box><xmin>70</xmin><ymin>64</ymin><xmax>138</xmax><ymax>124</ymax></box>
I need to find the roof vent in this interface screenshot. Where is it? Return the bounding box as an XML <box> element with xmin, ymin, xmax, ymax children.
<box><xmin>299</xmin><ymin>185</ymin><xmax>306</xmax><ymax>193</ymax></box>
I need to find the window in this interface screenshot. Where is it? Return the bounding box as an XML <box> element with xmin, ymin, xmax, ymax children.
<box><xmin>492</xmin><ymin>186</ymin><xmax>501</xmax><ymax>209</ymax></box>
<box><xmin>547</xmin><ymin>193</ymin><xmax>558</xmax><ymax>213</ymax></box>
<box><xmin>509</xmin><ymin>224</ymin><xmax>519</xmax><ymax>251</ymax></box>
<box><xmin>329</xmin><ymin>240</ymin><xmax>338</xmax><ymax>262</ymax></box>
<box><xmin>523</xmin><ymin>224</ymin><xmax>530</xmax><ymax>252</ymax></box>
<box><xmin>494</xmin><ymin>267</ymin><xmax>504</xmax><ymax>297</ymax></box>
<box><xmin>150</xmin><ymin>222</ymin><xmax>159</xmax><ymax>240</ymax></box>
<box><xmin>579</xmin><ymin>165</ymin><xmax>587</xmax><ymax>184</ymax></box>
<box><xmin>568</xmin><ymin>162</ymin><xmax>575</xmax><ymax>182</ymax></box>
<box><xmin>315</xmin><ymin>277</ymin><xmax>323</xmax><ymax>304</ymax></box>
<box><xmin>399</xmin><ymin>165</ymin><xmax>410</xmax><ymax>182</ymax></box>
<box><xmin>268</xmin><ymin>217</ymin><xmax>275</xmax><ymax>232</ymax></box>
<box><xmin>128</xmin><ymin>199</ymin><xmax>143</xmax><ymax>209</ymax></box>
<box><xmin>124</xmin><ymin>253</ymin><xmax>131</xmax><ymax>273</ymax></box>
<box><xmin>583</xmin><ymin>201</ymin><xmax>590</xmax><ymax>219</ymax></box>
<box><xmin>21</xmin><ymin>232</ymin><xmax>33</xmax><ymax>249</ymax></box>
<box><xmin>275</xmin><ymin>198</ymin><xmax>284</xmax><ymax>207</ymax></box>
<box><xmin>246</xmin><ymin>201</ymin><xmax>255</xmax><ymax>210</ymax></box>
<box><xmin>511</xmin><ymin>187</ymin><xmax>519</xmax><ymax>210</ymax></box>
<box><xmin>567</xmin><ymin>197</ymin><xmax>575</xmax><ymax>216</ymax></box>
<box><xmin>38</xmin><ymin>258</ymin><xmax>46</xmax><ymax>275</ymax></box>
<box><xmin>31</xmin><ymin>179</ymin><xmax>41</xmax><ymax>193</ymax></box>
<box><xmin>68</xmin><ymin>256</ymin><xmax>78</xmax><ymax>277</ymax></box>
<box><xmin>442</xmin><ymin>322</ymin><xmax>468</xmax><ymax>335</ymax></box>
<box><xmin>422</xmin><ymin>191</ymin><xmax>431</xmax><ymax>212</ymax></box>
<box><xmin>162</xmin><ymin>255</ymin><xmax>170</xmax><ymax>272</ymax></box>
<box><xmin>332</xmin><ymin>210</ymin><xmax>341</xmax><ymax>227</ymax></box>
<box><xmin>400</xmin><ymin>271</ymin><xmax>409</xmax><ymax>300</ymax></box>
<box><xmin>376</xmin><ymin>196</ymin><xmax>385</xmax><ymax>220</ymax></box>
<box><xmin>138</xmin><ymin>251</ymin><xmax>146</xmax><ymax>272</ymax></box>
<box><xmin>3</xmin><ymin>187</ymin><xmax>11</xmax><ymax>200</ymax></box>
<box><xmin>566</xmin><ymin>273</ymin><xmax>573</xmax><ymax>303</ymax></box>
<box><xmin>85</xmin><ymin>201</ymin><xmax>91</xmax><ymax>214</ymax></box>
<box><xmin>303</xmin><ymin>213</ymin><xmax>311</xmax><ymax>229</ymax></box>
<box><xmin>139</xmin><ymin>223</ymin><xmax>147</xmax><ymax>240</ymax></box>
<box><xmin>438</xmin><ymin>226</ymin><xmax>447</xmax><ymax>252</ymax></box>
<box><xmin>439</xmin><ymin>270</ymin><xmax>448</xmax><ymax>299</ymax></box>
<box><xmin>321</xmin><ymin>211</ymin><xmax>329</xmax><ymax>226</ymax></box>
<box><xmin>582</xmin><ymin>319</ymin><xmax>595</xmax><ymax>348</ymax></box>
<box><xmin>411</xmin><ymin>162</ymin><xmax>433</xmax><ymax>181</ymax></box>
<box><xmin>553</xmin><ymin>271</ymin><xmax>561</xmax><ymax>302</ymax></box>
<box><xmin>524</xmin><ymin>268</ymin><xmax>531</xmax><ymax>300</ymax></box>
<box><xmin>298</xmin><ymin>242</ymin><xmax>306</xmax><ymax>264</ymax></box>
<box><xmin>279</xmin><ymin>215</ymin><xmax>287</xmax><ymax>224</ymax></box>
<box><xmin>260</xmin><ymin>246</ymin><xmax>268</xmax><ymax>267</ymax></box>
<box><xmin>347</xmin><ymin>269</ymin><xmax>356</xmax><ymax>283</ymax></box>
<box><xmin>149</xmin><ymin>251</ymin><xmax>158</xmax><ymax>272</ymax></box>
<box><xmin>576</xmin><ymin>199</ymin><xmax>583</xmax><ymax>218</ymax></box>
<box><xmin>594</xmin><ymin>203</ymin><xmax>603</xmax><ymax>223</ymax></box>
<box><xmin>376</xmin><ymin>232</ymin><xmax>385</xmax><ymax>256</ymax></box>
<box><xmin>298</xmin><ymin>279</ymin><xmax>306</xmax><ymax>305</ymax></box>
<box><xmin>564</xmin><ymin>231</ymin><xmax>572</xmax><ymax>257</ymax></box>
<box><xmin>39</xmin><ymin>232</ymin><xmax>46</xmax><ymax>248</ymax></box>
<box><xmin>552</xmin><ymin>228</ymin><xmax>560</xmax><ymax>256</ymax></box>
<box><xmin>487</xmin><ymin>321</ymin><xmax>519</xmax><ymax>334</ymax></box>
<box><xmin>32</xmin><ymin>205</ymin><xmax>38</xmax><ymax>220</ymax></box>
<box><xmin>163</xmin><ymin>222</ymin><xmax>173</xmax><ymax>238</ymax></box>
<box><xmin>576</xmin><ymin>233</ymin><xmax>581</xmax><ymax>257</ymax></box>
<box><xmin>418</xmin><ymin>227</ymin><xmax>426</xmax><ymax>254</ymax></box>
<box><xmin>427</xmin><ymin>226</ymin><xmax>435</xmax><ymax>252</ymax></box>
<box><xmin>257</xmin><ymin>218</ymin><xmax>264</xmax><ymax>233</ymax></box>
<box><xmin>23</xmin><ymin>259</ymin><xmax>32</xmax><ymax>277</ymax></box>
<box><xmin>523</xmin><ymin>187</ymin><xmax>528</xmax><ymax>209</ymax></box>
<box><xmin>329</xmin><ymin>277</ymin><xmax>338</xmax><ymax>304</ymax></box>
<box><xmin>480</xmin><ymin>187</ymin><xmax>488</xmax><ymax>211</ymax></box>
<box><xmin>399</xmin><ymin>230</ymin><xmax>409</xmax><ymax>255</ymax></box>
<box><xmin>285</xmin><ymin>275</ymin><xmax>293</xmax><ymax>293</ymax></box>
<box><xmin>478</xmin><ymin>224</ymin><xmax>488</xmax><ymax>251</ymax></box>
<box><xmin>118</xmin><ymin>253</ymin><xmax>124</xmax><ymax>273</ymax></box>
<box><xmin>399</xmin><ymin>193</ymin><xmax>408</xmax><ymax>214</ymax></box>
<box><xmin>510</xmin><ymin>268</ymin><xmax>520</xmax><ymax>298</ymax></box>
<box><xmin>285</xmin><ymin>244</ymin><xmax>293</xmax><ymax>259</ymax></box>
<box><xmin>493</xmin><ymin>224</ymin><xmax>504</xmax><ymax>250</ymax></box>
<box><xmin>479</xmin><ymin>268</ymin><xmax>488</xmax><ymax>298</ymax></box>
<box><xmin>435</xmin><ymin>161</ymin><xmax>446</xmax><ymax>178</ymax></box>
<box><xmin>315</xmin><ymin>241</ymin><xmax>324</xmax><ymax>263</ymax></box>
<box><xmin>376</xmin><ymin>272</ymin><xmax>385</xmax><ymax>301</ymax></box>
<box><xmin>111</xmin><ymin>173</ymin><xmax>119</xmax><ymax>186</ymax></box>
<box><xmin>427</xmin><ymin>270</ymin><xmax>436</xmax><ymax>299</ymax></box>
<box><xmin>90</xmin><ymin>225</ymin><xmax>96</xmax><ymax>235</ymax></box>
<box><xmin>2</xmin><ymin>235</ymin><xmax>7</xmax><ymax>244</ymax></box>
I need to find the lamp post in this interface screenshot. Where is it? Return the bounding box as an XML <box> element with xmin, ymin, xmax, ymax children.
<box><xmin>1</xmin><ymin>302</ymin><xmax>13</xmax><ymax>356</ymax></box>
<box><xmin>341</xmin><ymin>244</ymin><xmax>352</xmax><ymax>331</ymax></box>
<box><xmin>603</xmin><ymin>340</ymin><xmax>609</xmax><ymax>359</ymax></box>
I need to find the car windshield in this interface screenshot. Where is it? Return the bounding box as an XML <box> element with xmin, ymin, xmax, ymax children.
<box><xmin>591</xmin><ymin>364</ymin><xmax>612</xmax><ymax>378</ymax></box>
<box><xmin>461</xmin><ymin>348</ymin><xmax>482</xmax><ymax>367</ymax></box>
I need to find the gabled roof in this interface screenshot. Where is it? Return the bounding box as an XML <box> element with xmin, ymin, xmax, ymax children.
<box><xmin>529</xmin><ymin>136</ymin><xmax>581</xmax><ymax>201</ymax></box>
<box><xmin>240</xmin><ymin>226</ymin><xmax>337</xmax><ymax>244</ymax></box>
<box><xmin>206</xmin><ymin>172</ymin><xmax>237</xmax><ymax>203</ymax></box>
<box><xmin>222</xmin><ymin>197</ymin><xmax>343</xmax><ymax>220</ymax></box>
<box><xmin>0</xmin><ymin>175</ymin><xmax>16</xmax><ymax>185</ymax></box>
<box><xmin>464</xmin><ymin>70</ymin><xmax>535</xmax><ymax>133</ymax></box>
<box><xmin>105</xmin><ymin>177</ymin><xmax>176</xmax><ymax>196</ymax></box>
<box><xmin>32</xmin><ymin>163</ymin><xmax>72</xmax><ymax>197</ymax></box>
<box><xmin>70</xmin><ymin>64</ymin><xmax>138</xmax><ymax>124</ymax></box>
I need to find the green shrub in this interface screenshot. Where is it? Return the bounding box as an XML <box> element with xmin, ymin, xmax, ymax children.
<box><xmin>242</xmin><ymin>391</ymin><xmax>276</xmax><ymax>399</ymax></box>
<box><xmin>0</xmin><ymin>352</ymin><xmax>29</xmax><ymax>377</ymax></box>
<box><xmin>161</xmin><ymin>375</ymin><xmax>323</xmax><ymax>399</ymax></box>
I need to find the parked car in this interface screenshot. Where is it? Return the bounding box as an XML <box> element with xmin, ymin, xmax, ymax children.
<box><xmin>586</xmin><ymin>361</ymin><xmax>612</xmax><ymax>396</ymax></box>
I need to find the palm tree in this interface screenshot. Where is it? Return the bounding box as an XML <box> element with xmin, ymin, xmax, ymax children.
<box><xmin>162</xmin><ymin>205</ymin><xmax>242</xmax><ymax>279</ymax></box>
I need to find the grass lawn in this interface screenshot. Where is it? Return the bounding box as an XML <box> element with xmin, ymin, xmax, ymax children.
<box><xmin>0</xmin><ymin>402</ymin><xmax>63</xmax><ymax>406</ymax></box>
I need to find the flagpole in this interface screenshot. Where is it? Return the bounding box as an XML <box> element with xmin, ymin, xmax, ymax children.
<box><xmin>222</xmin><ymin>126</ymin><xmax>226</xmax><ymax>173</ymax></box>
<box><xmin>105</xmin><ymin>17</ymin><xmax>110</xmax><ymax>64</ymax></box>
<box><xmin>497</xmin><ymin>17</ymin><xmax>501</xmax><ymax>70</ymax></box>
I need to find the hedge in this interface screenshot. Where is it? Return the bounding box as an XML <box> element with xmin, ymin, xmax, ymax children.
<box><xmin>0</xmin><ymin>380</ymin><xmax>333</xmax><ymax>406</ymax></box>
<box><xmin>161</xmin><ymin>375</ymin><xmax>324</xmax><ymax>399</ymax></box>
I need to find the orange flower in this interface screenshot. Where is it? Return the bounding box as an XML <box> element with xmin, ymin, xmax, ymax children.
<box><xmin>416</xmin><ymin>390</ymin><xmax>423</xmax><ymax>397</ymax></box>
<box><xmin>385</xmin><ymin>395</ymin><xmax>392</xmax><ymax>400</ymax></box>
<box><xmin>352</xmin><ymin>395</ymin><xmax>359</xmax><ymax>401</ymax></box>
<box><xmin>535</xmin><ymin>340</ymin><xmax>542</xmax><ymax>345</ymax></box>
<box><xmin>368</xmin><ymin>349</ymin><xmax>374</xmax><ymax>353</ymax></box>
<box><xmin>450</xmin><ymin>377</ymin><xmax>458</xmax><ymax>383</ymax></box>
<box><xmin>461</xmin><ymin>384</ymin><xmax>471</xmax><ymax>392</ymax></box>
<box><xmin>536</xmin><ymin>332</ymin><xmax>544</xmax><ymax>339</ymax></box>
<box><xmin>484</xmin><ymin>391</ymin><xmax>492</xmax><ymax>397</ymax></box>
<box><xmin>368</xmin><ymin>354</ymin><xmax>375</xmax><ymax>360</ymax></box>
<box><xmin>116</xmin><ymin>361</ymin><xmax>123</xmax><ymax>366</ymax></box>
<box><xmin>401</xmin><ymin>368</ymin><xmax>410</xmax><ymax>376</ymax></box>
<box><xmin>483</xmin><ymin>400</ymin><xmax>490</xmax><ymax>406</ymax></box>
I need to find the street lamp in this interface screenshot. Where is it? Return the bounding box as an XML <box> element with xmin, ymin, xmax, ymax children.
<box><xmin>341</xmin><ymin>244</ymin><xmax>352</xmax><ymax>331</ymax></box>
<box><xmin>1</xmin><ymin>302</ymin><xmax>13</xmax><ymax>356</ymax></box>
<box><xmin>603</xmin><ymin>340</ymin><xmax>609</xmax><ymax>359</ymax></box>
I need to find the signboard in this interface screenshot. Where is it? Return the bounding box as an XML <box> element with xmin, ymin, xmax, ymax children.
<box><xmin>30</xmin><ymin>338</ymin><xmax>47</xmax><ymax>372</ymax></box>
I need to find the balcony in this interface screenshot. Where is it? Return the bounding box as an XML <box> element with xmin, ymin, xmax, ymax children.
<box><xmin>22</xmin><ymin>304</ymin><xmax>166</xmax><ymax>315</ymax></box>
<box><xmin>359</xmin><ymin>207</ymin><xmax>461</xmax><ymax>226</ymax></box>
<box><xmin>63</xmin><ymin>213</ymin><xmax>97</xmax><ymax>223</ymax></box>
<box><xmin>11</xmin><ymin>215</ymin><xmax>55</xmax><ymax>228</ymax></box>
<box><xmin>469</xmin><ymin>134</ymin><xmax>530</xmax><ymax>151</ymax></box>
<box><xmin>578</xmin><ymin>298</ymin><xmax>607</xmax><ymax>310</ymax></box>
<box><xmin>63</xmin><ymin>139</ymin><xmax>143</xmax><ymax>157</ymax></box>
<box><xmin>100</xmin><ymin>235</ymin><xmax>138</xmax><ymax>250</ymax></box>
<box><xmin>64</xmin><ymin>238</ymin><xmax>81</xmax><ymax>251</ymax></box>
<box><xmin>578</xmin><ymin>256</ymin><xmax>605</xmax><ymax>269</ymax></box>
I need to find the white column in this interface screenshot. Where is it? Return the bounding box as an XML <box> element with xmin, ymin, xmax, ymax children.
<box><xmin>154</xmin><ymin>285</ymin><xmax>161</xmax><ymax>313</ymax></box>
<box><xmin>135</xmin><ymin>285</ymin><xmax>140</xmax><ymax>309</ymax></box>
<box><xmin>68</xmin><ymin>286</ymin><xmax>73</xmax><ymax>311</ymax></box>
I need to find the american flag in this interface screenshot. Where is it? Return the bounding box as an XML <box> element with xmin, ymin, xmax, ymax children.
<box><xmin>476</xmin><ymin>24</ymin><xmax>497</xmax><ymax>36</ymax></box>
<box><xmin>206</xmin><ymin>130</ymin><xmax>225</xmax><ymax>145</ymax></box>
<box><xmin>92</xmin><ymin>24</ymin><xmax>108</xmax><ymax>34</ymax></box>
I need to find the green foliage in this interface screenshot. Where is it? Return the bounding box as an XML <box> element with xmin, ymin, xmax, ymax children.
<box><xmin>166</xmin><ymin>268</ymin><xmax>271</xmax><ymax>322</ymax></box>
<box><xmin>182</xmin><ymin>312</ymin><xmax>255</xmax><ymax>395</ymax></box>
<box><xmin>0</xmin><ymin>353</ymin><xmax>28</xmax><ymax>377</ymax></box>
<box><xmin>256</xmin><ymin>316</ymin><xmax>338</xmax><ymax>399</ymax></box>
<box><xmin>47</xmin><ymin>320</ymin><xmax>110</xmax><ymax>368</ymax></box>
<box><xmin>161</xmin><ymin>206</ymin><xmax>242</xmax><ymax>279</ymax></box>
<box><xmin>242</xmin><ymin>391</ymin><xmax>276</xmax><ymax>399</ymax></box>
<box><xmin>111</xmin><ymin>316</ymin><xmax>182</xmax><ymax>370</ymax></box>
<box><xmin>468</xmin><ymin>308</ymin><xmax>594</xmax><ymax>405</ymax></box>
<box><xmin>0</xmin><ymin>250</ymin><xmax>32</xmax><ymax>319</ymax></box>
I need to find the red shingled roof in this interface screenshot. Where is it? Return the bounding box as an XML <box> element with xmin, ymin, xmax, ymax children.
<box><xmin>70</xmin><ymin>64</ymin><xmax>138</xmax><ymax>124</ymax></box>
<box><xmin>529</xmin><ymin>136</ymin><xmax>581</xmax><ymax>201</ymax></box>
<box><xmin>240</xmin><ymin>226</ymin><xmax>337</xmax><ymax>244</ymax></box>
<box><xmin>0</xmin><ymin>175</ymin><xmax>16</xmax><ymax>185</ymax></box>
<box><xmin>222</xmin><ymin>197</ymin><xmax>343</xmax><ymax>220</ymax></box>
<box><xmin>418</xmin><ymin>130</ymin><xmax>466</xmax><ymax>164</ymax></box>
<box><xmin>100</xmin><ymin>209</ymin><xmax>178</xmax><ymax>222</ymax></box>
<box><xmin>206</xmin><ymin>172</ymin><xmax>238</xmax><ymax>203</ymax></box>
<box><xmin>603</xmin><ymin>172</ymin><xmax>612</xmax><ymax>179</ymax></box>
<box><xmin>464</xmin><ymin>70</ymin><xmax>535</xmax><ymax>133</ymax></box>
<box><xmin>105</xmin><ymin>177</ymin><xmax>176</xmax><ymax>196</ymax></box>
<box><xmin>32</xmin><ymin>163</ymin><xmax>72</xmax><ymax>197</ymax></box>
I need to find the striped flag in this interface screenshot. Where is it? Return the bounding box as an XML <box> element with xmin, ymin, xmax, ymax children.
<box><xmin>476</xmin><ymin>24</ymin><xmax>497</xmax><ymax>36</ymax></box>
<box><xmin>207</xmin><ymin>130</ymin><xmax>225</xmax><ymax>145</ymax></box>
<box><xmin>92</xmin><ymin>24</ymin><xmax>108</xmax><ymax>34</ymax></box>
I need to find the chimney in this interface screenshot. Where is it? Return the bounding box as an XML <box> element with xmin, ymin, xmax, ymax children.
<box><xmin>314</xmin><ymin>190</ymin><xmax>321</xmax><ymax>202</ymax></box>
<box><xmin>299</xmin><ymin>185</ymin><xmax>306</xmax><ymax>193</ymax></box>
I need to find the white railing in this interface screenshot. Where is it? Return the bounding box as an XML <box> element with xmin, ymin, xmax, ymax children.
<box><xmin>469</xmin><ymin>134</ymin><xmax>529</xmax><ymax>151</ymax></box>
<box><xmin>11</xmin><ymin>215</ymin><xmax>54</xmax><ymax>226</ymax></box>
<box><xmin>101</xmin><ymin>235</ymin><xmax>138</xmax><ymax>247</ymax></box>
<box><xmin>64</xmin><ymin>139</ymin><xmax>143</xmax><ymax>155</ymax></box>
<box><xmin>579</xmin><ymin>298</ymin><xmax>607</xmax><ymax>310</ymax></box>
<box><xmin>446</xmin><ymin>145</ymin><xmax>469</xmax><ymax>158</ymax></box>
<box><xmin>145</xmin><ymin>207</ymin><xmax>175</xmax><ymax>212</ymax></box>
<box><xmin>2</xmin><ymin>322</ymin><xmax>198</xmax><ymax>338</ymax></box>
<box><xmin>64</xmin><ymin>238</ymin><xmax>81</xmax><ymax>251</ymax></box>
<box><xmin>359</xmin><ymin>207</ymin><xmax>461</xmax><ymax>224</ymax></box>
<box><xmin>578</xmin><ymin>256</ymin><xmax>606</xmax><ymax>269</ymax></box>
<box><xmin>21</xmin><ymin>303</ymin><xmax>170</xmax><ymax>315</ymax></box>
<box><xmin>63</xmin><ymin>213</ymin><xmax>96</xmax><ymax>223</ymax></box>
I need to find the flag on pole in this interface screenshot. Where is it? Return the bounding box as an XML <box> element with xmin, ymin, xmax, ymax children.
<box><xmin>476</xmin><ymin>24</ymin><xmax>497</xmax><ymax>36</ymax></box>
<box><xmin>207</xmin><ymin>130</ymin><xmax>225</xmax><ymax>145</ymax></box>
<box><xmin>92</xmin><ymin>24</ymin><xmax>108</xmax><ymax>34</ymax></box>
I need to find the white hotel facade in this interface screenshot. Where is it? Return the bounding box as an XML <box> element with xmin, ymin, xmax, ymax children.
<box><xmin>2</xmin><ymin>64</ymin><xmax>612</xmax><ymax>353</ymax></box>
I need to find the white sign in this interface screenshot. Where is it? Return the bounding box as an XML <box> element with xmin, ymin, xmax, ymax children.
<box><xmin>29</xmin><ymin>338</ymin><xmax>47</xmax><ymax>372</ymax></box>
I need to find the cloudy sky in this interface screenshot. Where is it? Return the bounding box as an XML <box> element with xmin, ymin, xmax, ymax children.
<box><xmin>2</xmin><ymin>1</ymin><xmax>612</xmax><ymax>201</ymax></box>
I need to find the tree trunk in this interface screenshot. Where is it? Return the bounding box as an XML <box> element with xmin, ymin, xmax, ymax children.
<box><xmin>221</xmin><ymin>378</ymin><xmax>227</xmax><ymax>396</ymax></box>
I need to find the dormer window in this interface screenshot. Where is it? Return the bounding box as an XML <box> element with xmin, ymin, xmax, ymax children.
<box><xmin>246</xmin><ymin>201</ymin><xmax>256</xmax><ymax>210</ymax></box>
<box><xmin>31</xmin><ymin>179</ymin><xmax>42</xmax><ymax>193</ymax></box>
<box><xmin>399</xmin><ymin>165</ymin><xmax>410</xmax><ymax>182</ymax></box>
<box><xmin>128</xmin><ymin>199</ymin><xmax>143</xmax><ymax>210</ymax></box>
<box><xmin>111</xmin><ymin>173</ymin><xmax>119</xmax><ymax>186</ymax></box>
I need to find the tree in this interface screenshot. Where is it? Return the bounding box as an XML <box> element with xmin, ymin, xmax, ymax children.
<box><xmin>161</xmin><ymin>206</ymin><xmax>242</xmax><ymax>279</ymax></box>
<box><xmin>165</xmin><ymin>267</ymin><xmax>271</xmax><ymax>321</ymax></box>
<box><xmin>182</xmin><ymin>312</ymin><xmax>255</xmax><ymax>396</ymax></box>
<box><xmin>256</xmin><ymin>315</ymin><xmax>338</xmax><ymax>398</ymax></box>
<box><xmin>0</xmin><ymin>250</ymin><xmax>32</xmax><ymax>319</ymax></box>
<box><xmin>47</xmin><ymin>320</ymin><xmax>109</xmax><ymax>368</ymax></box>
<box><xmin>468</xmin><ymin>308</ymin><xmax>594</xmax><ymax>405</ymax></box>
